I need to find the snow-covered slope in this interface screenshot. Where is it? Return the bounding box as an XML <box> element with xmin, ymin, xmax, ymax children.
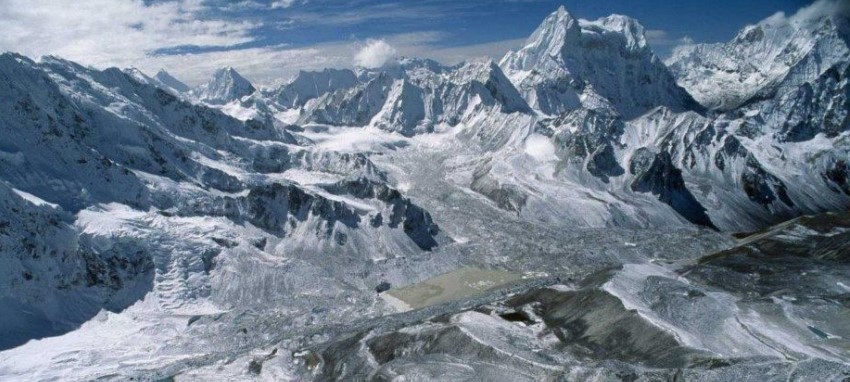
<box><xmin>192</xmin><ymin>66</ymin><xmax>257</xmax><ymax>105</ymax></box>
<box><xmin>1</xmin><ymin>2</ymin><xmax>850</xmax><ymax>380</ymax></box>
<box><xmin>244</xmin><ymin>58</ymin><xmax>534</xmax><ymax>149</ymax></box>
<box><xmin>0</xmin><ymin>181</ymin><xmax>153</xmax><ymax>351</ymax></box>
<box><xmin>272</xmin><ymin>68</ymin><xmax>358</xmax><ymax>109</ymax></box>
<box><xmin>154</xmin><ymin>69</ymin><xmax>190</xmax><ymax>94</ymax></box>
<box><xmin>0</xmin><ymin>52</ymin><xmax>452</xmax><ymax>359</ymax></box>
<box><xmin>667</xmin><ymin>0</ymin><xmax>850</xmax><ymax>110</ymax></box>
<box><xmin>500</xmin><ymin>6</ymin><xmax>701</xmax><ymax>118</ymax></box>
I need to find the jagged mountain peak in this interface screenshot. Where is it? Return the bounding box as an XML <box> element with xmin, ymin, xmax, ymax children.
<box><xmin>356</xmin><ymin>57</ymin><xmax>446</xmax><ymax>82</ymax></box>
<box><xmin>209</xmin><ymin>66</ymin><xmax>252</xmax><ymax>87</ymax></box>
<box><xmin>293</xmin><ymin>67</ymin><xmax>357</xmax><ymax>80</ymax></box>
<box><xmin>214</xmin><ymin>66</ymin><xmax>239</xmax><ymax>77</ymax></box>
<box><xmin>115</xmin><ymin>67</ymin><xmax>190</xmax><ymax>96</ymax></box>
<box><xmin>667</xmin><ymin>0</ymin><xmax>850</xmax><ymax>110</ymax></box>
<box><xmin>0</xmin><ymin>51</ymin><xmax>27</xmax><ymax>62</ymax></box>
<box><xmin>38</xmin><ymin>54</ymin><xmax>93</xmax><ymax>74</ymax></box>
<box><xmin>504</xmin><ymin>6</ymin><xmax>580</xmax><ymax>72</ymax></box>
<box><xmin>122</xmin><ymin>67</ymin><xmax>153</xmax><ymax>84</ymax></box>
<box><xmin>193</xmin><ymin>66</ymin><xmax>256</xmax><ymax>105</ymax></box>
<box><xmin>503</xmin><ymin>8</ymin><xmax>651</xmax><ymax>74</ymax></box>
<box><xmin>501</xmin><ymin>6</ymin><xmax>698</xmax><ymax>118</ymax></box>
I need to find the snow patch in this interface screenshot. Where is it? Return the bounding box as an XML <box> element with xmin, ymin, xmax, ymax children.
<box><xmin>524</xmin><ymin>134</ymin><xmax>557</xmax><ymax>161</ymax></box>
<box><xmin>11</xmin><ymin>188</ymin><xmax>59</xmax><ymax>208</ymax></box>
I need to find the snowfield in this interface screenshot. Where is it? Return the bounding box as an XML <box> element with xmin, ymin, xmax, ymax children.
<box><xmin>1</xmin><ymin>1</ymin><xmax>849</xmax><ymax>380</ymax></box>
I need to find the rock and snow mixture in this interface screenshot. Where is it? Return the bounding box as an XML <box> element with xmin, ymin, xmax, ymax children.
<box><xmin>0</xmin><ymin>1</ymin><xmax>849</xmax><ymax>380</ymax></box>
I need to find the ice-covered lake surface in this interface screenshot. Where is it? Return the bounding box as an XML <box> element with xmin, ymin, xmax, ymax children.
<box><xmin>381</xmin><ymin>268</ymin><xmax>524</xmax><ymax>311</ymax></box>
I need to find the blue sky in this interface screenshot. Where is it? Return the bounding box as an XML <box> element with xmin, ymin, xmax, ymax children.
<box><xmin>197</xmin><ymin>0</ymin><xmax>812</xmax><ymax>54</ymax></box>
<box><xmin>0</xmin><ymin>0</ymin><xmax>821</xmax><ymax>85</ymax></box>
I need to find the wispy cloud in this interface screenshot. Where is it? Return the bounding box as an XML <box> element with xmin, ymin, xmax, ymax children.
<box><xmin>285</xmin><ymin>1</ymin><xmax>475</xmax><ymax>27</ymax></box>
<box><xmin>0</xmin><ymin>0</ymin><xmax>259</xmax><ymax>68</ymax></box>
<box><xmin>271</xmin><ymin>0</ymin><xmax>305</xmax><ymax>9</ymax></box>
<box><xmin>0</xmin><ymin>0</ymin><xmax>525</xmax><ymax>87</ymax></box>
<box><xmin>643</xmin><ymin>29</ymin><xmax>694</xmax><ymax>58</ymax></box>
<box><xmin>141</xmin><ymin>31</ymin><xmax>523</xmax><ymax>86</ymax></box>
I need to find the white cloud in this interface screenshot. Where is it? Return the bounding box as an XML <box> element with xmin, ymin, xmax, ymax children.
<box><xmin>354</xmin><ymin>39</ymin><xmax>397</xmax><ymax>68</ymax></box>
<box><xmin>270</xmin><ymin>0</ymin><xmax>295</xmax><ymax>9</ymax></box>
<box><xmin>138</xmin><ymin>44</ymin><xmax>351</xmax><ymax>87</ymax></box>
<box><xmin>643</xmin><ymin>29</ymin><xmax>692</xmax><ymax>58</ymax></box>
<box><xmin>644</xmin><ymin>29</ymin><xmax>668</xmax><ymax>40</ymax></box>
<box><xmin>644</xmin><ymin>29</ymin><xmax>674</xmax><ymax>48</ymax></box>
<box><xmin>0</xmin><ymin>0</ymin><xmax>527</xmax><ymax>87</ymax></box>
<box><xmin>146</xmin><ymin>32</ymin><xmax>522</xmax><ymax>87</ymax></box>
<box><xmin>0</xmin><ymin>0</ymin><xmax>258</xmax><ymax>69</ymax></box>
<box><xmin>788</xmin><ymin>0</ymin><xmax>850</xmax><ymax>24</ymax></box>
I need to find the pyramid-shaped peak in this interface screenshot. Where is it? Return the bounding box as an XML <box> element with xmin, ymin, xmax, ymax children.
<box><xmin>504</xmin><ymin>6</ymin><xmax>583</xmax><ymax>71</ymax></box>
<box><xmin>212</xmin><ymin>67</ymin><xmax>251</xmax><ymax>85</ymax></box>
<box><xmin>538</xmin><ymin>5</ymin><xmax>580</xmax><ymax>35</ymax></box>
<box><xmin>194</xmin><ymin>66</ymin><xmax>256</xmax><ymax>104</ymax></box>
<box><xmin>501</xmin><ymin>7</ymin><xmax>698</xmax><ymax>118</ymax></box>
<box><xmin>553</xmin><ymin>5</ymin><xmax>574</xmax><ymax>22</ymax></box>
<box><xmin>214</xmin><ymin>66</ymin><xmax>246</xmax><ymax>79</ymax></box>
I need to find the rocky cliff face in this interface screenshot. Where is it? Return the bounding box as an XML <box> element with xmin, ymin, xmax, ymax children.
<box><xmin>463</xmin><ymin>4</ymin><xmax>850</xmax><ymax>231</ymax></box>
<box><xmin>1</xmin><ymin>2</ymin><xmax>849</xmax><ymax>380</ymax></box>
<box><xmin>500</xmin><ymin>7</ymin><xmax>701</xmax><ymax>118</ymax></box>
<box><xmin>0</xmin><ymin>52</ymin><xmax>450</xmax><ymax>354</ymax></box>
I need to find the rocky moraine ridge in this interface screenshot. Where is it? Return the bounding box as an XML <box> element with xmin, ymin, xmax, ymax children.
<box><xmin>0</xmin><ymin>1</ymin><xmax>848</xmax><ymax>381</ymax></box>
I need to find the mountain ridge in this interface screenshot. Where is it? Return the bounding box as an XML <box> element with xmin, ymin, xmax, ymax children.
<box><xmin>0</xmin><ymin>2</ymin><xmax>849</xmax><ymax>380</ymax></box>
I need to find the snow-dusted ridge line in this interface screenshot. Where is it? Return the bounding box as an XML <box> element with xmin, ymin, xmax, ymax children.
<box><xmin>0</xmin><ymin>2</ymin><xmax>849</xmax><ymax>379</ymax></box>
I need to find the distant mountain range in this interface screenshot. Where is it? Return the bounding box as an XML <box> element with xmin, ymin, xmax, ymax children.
<box><xmin>0</xmin><ymin>2</ymin><xmax>848</xmax><ymax>380</ymax></box>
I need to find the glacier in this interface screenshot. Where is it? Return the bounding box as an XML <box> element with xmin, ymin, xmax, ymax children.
<box><xmin>0</xmin><ymin>2</ymin><xmax>849</xmax><ymax>381</ymax></box>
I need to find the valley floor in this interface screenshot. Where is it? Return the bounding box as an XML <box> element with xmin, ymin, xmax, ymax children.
<box><xmin>8</xmin><ymin>126</ymin><xmax>845</xmax><ymax>381</ymax></box>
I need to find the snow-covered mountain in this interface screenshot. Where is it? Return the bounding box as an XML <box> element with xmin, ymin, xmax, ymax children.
<box><xmin>192</xmin><ymin>66</ymin><xmax>257</xmax><ymax>105</ymax></box>
<box><xmin>193</xmin><ymin>3</ymin><xmax>849</xmax><ymax>232</ymax></box>
<box><xmin>667</xmin><ymin>0</ymin><xmax>850</xmax><ymax>110</ymax></box>
<box><xmin>500</xmin><ymin>6</ymin><xmax>701</xmax><ymax>118</ymax></box>
<box><xmin>1</xmin><ymin>1</ymin><xmax>849</xmax><ymax>381</ymax></box>
<box><xmin>458</xmin><ymin>4</ymin><xmax>850</xmax><ymax>231</ymax></box>
<box><xmin>0</xmin><ymin>52</ymin><xmax>450</xmax><ymax>359</ymax></box>
<box><xmin>122</xmin><ymin>67</ymin><xmax>190</xmax><ymax>97</ymax></box>
<box><xmin>272</xmin><ymin>68</ymin><xmax>358</xmax><ymax>109</ymax></box>
<box><xmin>274</xmin><ymin>58</ymin><xmax>534</xmax><ymax>149</ymax></box>
<box><xmin>154</xmin><ymin>69</ymin><xmax>190</xmax><ymax>94</ymax></box>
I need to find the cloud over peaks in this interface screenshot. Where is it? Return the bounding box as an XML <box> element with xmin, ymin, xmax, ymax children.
<box><xmin>354</xmin><ymin>39</ymin><xmax>397</xmax><ymax>68</ymax></box>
